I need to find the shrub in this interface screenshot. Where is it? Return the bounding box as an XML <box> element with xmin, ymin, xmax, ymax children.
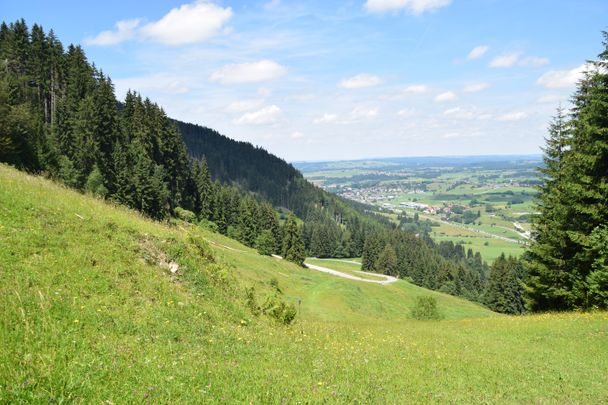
<box><xmin>175</xmin><ymin>207</ymin><xmax>196</xmax><ymax>223</ymax></box>
<box><xmin>410</xmin><ymin>296</ymin><xmax>443</xmax><ymax>320</ymax></box>
<box><xmin>261</xmin><ymin>292</ymin><xmax>297</xmax><ymax>325</ymax></box>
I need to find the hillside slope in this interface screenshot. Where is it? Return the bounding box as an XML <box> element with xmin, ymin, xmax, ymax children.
<box><xmin>2</xmin><ymin>164</ymin><xmax>607</xmax><ymax>403</ymax></box>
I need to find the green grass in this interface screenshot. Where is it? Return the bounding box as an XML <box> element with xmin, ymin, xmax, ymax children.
<box><xmin>1</xmin><ymin>164</ymin><xmax>607</xmax><ymax>404</ymax></box>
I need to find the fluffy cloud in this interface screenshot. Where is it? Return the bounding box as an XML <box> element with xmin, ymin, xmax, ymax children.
<box><xmin>86</xmin><ymin>1</ymin><xmax>232</xmax><ymax>46</ymax></box>
<box><xmin>290</xmin><ymin>131</ymin><xmax>304</xmax><ymax>139</ymax></box>
<box><xmin>489</xmin><ymin>52</ymin><xmax>520</xmax><ymax>68</ymax></box>
<box><xmin>463</xmin><ymin>82</ymin><xmax>489</xmax><ymax>93</ymax></box>
<box><xmin>435</xmin><ymin>91</ymin><xmax>457</xmax><ymax>102</ymax></box>
<box><xmin>537</xmin><ymin>64</ymin><xmax>588</xmax><ymax>88</ymax></box>
<box><xmin>85</xmin><ymin>19</ymin><xmax>141</xmax><ymax>46</ymax></box>
<box><xmin>210</xmin><ymin>60</ymin><xmax>287</xmax><ymax>84</ymax></box>
<box><xmin>365</xmin><ymin>0</ymin><xmax>452</xmax><ymax>14</ymax></box>
<box><xmin>313</xmin><ymin>113</ymin><xmax>338</xmax><ymax>124</ymax></box>
<box><xmin>339</xmin><ymin>74</ymin><xmax>383</xmax><ymax>89</ymax></box>
<box><xmin>139</xmin><ymin>1</ymin><xmax>233</xmax><ymax>45</ymax></box>
<box><xmin>235</xmin><ymin>105</ymin><xmax>281</xmax><ymax>125</ymax></box>
<box><xmin>467</xmin><ymin>45</ymin><xmax>489</xmax><ymax>60</ymax></box>
<box><xmin>497</xmin><ymin>111</ymin><xmax>528</xmax><ymax>121</ymax></box>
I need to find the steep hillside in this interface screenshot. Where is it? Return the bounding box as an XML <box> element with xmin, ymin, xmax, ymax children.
<box><xmin>2</xmin><ymin>164</ymin><xmax>607</xmax><ymax>403</ymax></box>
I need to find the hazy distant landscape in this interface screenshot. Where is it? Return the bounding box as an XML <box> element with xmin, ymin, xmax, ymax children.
<box><xmin>296</xmin><ymin>155</ymin><xmax>541</xmax><ymax>262</ymax></box>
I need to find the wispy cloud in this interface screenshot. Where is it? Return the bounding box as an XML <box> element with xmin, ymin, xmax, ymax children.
<box><xmin>210</xmin><ymin>60</ymin><xmax>287</xmax><ymax>84</ymax></box>
<box><xmin>463</xmin><ymin>82</ymin><xmax>489</xmax><ymax>93</ymax></box>
<box><xmin>490</xmin><ymin>52</ymin><xmax>550</xmax><ymax>68</ymax></box>
<box><xmin>489</xmin><ymin>52</ymin><xmax>520</xmax><ymax>68</ymax></box>
<box><xmin>365</xmin><ymin>0</ymin><xmax>452</xmax><ymax>15</ymax></box>
<box><xmin>497</xmin><ymin>111</ymin><xmax>528</xmax><ymax>121</ymax></box>
<box><xmin>435</xmin><ymin>91</ymin><xmax>457</xmax><ymax>102</ymax></box>
<box><xmin>339</xmin><ymin>74</ymin><xmax>383</xmax><ymax>89</ymax></box>
<box><xmin>467</xmin><ymin>45</ymin><xmax>489</xmax><ymax>60</ymax></box>
<box><xmin>313</xmin><ymin>113</ymin><xmax>338</xmax><ymax>124</ymax></box>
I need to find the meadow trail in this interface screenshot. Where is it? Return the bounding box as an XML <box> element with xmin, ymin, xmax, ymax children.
<box><xmin>303</xmin><ymin>262</ymin><xmax>398</xmax><ymax>285</ymax></box>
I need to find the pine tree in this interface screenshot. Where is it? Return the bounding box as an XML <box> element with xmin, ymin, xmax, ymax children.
<box><xmin>375</xmin><ymin>244</ymin><xmax>398</xmax><ymax>275</ymax></box>
<box><xmin>282</xmin><ymin>213</ymin><xmax>305</xmax><ymax>266</ymax></box>
<box><xmin>526</xmin><ymin>32</ymin><xmax>608</xmax><ymax>310</ymax></box>
<box><xmin>485</xmin><ymin>255</ymin><xmax>525</xmax><ymax>314</ymax></box>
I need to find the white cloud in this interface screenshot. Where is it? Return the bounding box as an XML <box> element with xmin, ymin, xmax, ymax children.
<box><xmin>210</xmin><ymin>60</ymin><xmax>288</xmax><ymax>84</ymax></box>
<box><xmin>467</xmin><ymin>45</ymin><xmax>489</xmax><ymax>60</ymax></box>
<box><xmin>463</xmin><ymin>82</ymin><xmax>489</xmax><ymax>93</ymax></box>
<box><xmin>536</xmin><ymin>94</ymin><xmax>564</xmax><ymax>104</ymax></box>
<box><xmin>519</xmin><ymin>56</ymin><xmax>550</xmax><ymax>67</ymax></box>
<box><xmin>397</xmin><ymin>108</ymin><xmax>417</xmax><ymax>118</ymax></box>
<box><xmin>85</xmin><ymin>19</ymin><xmax>141</xmax><ymax>46</ymax></box>
<box><xmin>290</xmin><ymin>131</ymin><xmax>304</xmax><ymax>139</ymax></box>
<box><xmin>365</xmin><ymin>0</ymin><xmax>452</xmax><ymax>15</ymax></box>
<box><xmin>225</xmin><ymin>99</ymin><xmax>265</xmax><ymax>112</ymax></box>
<box><xmin>489</xmin><ymin>52</ymin><xmax>550</xmax><ymax>68</ymax></box>
<box><xmin>489</xmin><ymin>52</ymin><xmax>520</xmax><ymax>68</ymax></box>
<box><xmin>537</xmin><ymin>64</ymin><xmax>588</xmax><ymax>88</ymax></box>
<box><xmin>497</xmin><ymin>111</ymin><xmax>528</xmax><ymax>121</ymax></box>
<box><xmin>235</xmin><ymin>105</ymin><xmax>281</xmax><ymax>125</ymax></box>
<box><xmin>140</xmin><ymin>1</ymin><xmax>233</xmax><ymax>45</ymax></box>
<box><xmin>86</xmin><ymin>2</ymin><xmax>232</xmax><ymax>46</ymax></box>
<box><xmin>443</xmin><ymin>106</ymin><xmax>475</xmax><ymax>119</ymax></box>
<box><xmin>404</xmin><ymin>84</ymin><xmax>428</xmax><ymax>93</ymax></box>
<box><xmin>313</xmin><ymin>113</ymin><xmax>338</xmax><ymax>124</ymax></box>
<box><xmin>349</xmin><ymin>106</ymin><xmax>379</xmax><ymax>121</ymax></box>
<box><xmin>339</xmin><ymin>74</ymin><xmax>383</xmax><ymax>89</ymax></box>
<box><xmin>435</xmin><ymin>91</ymin><xmax>457</xmax><ymax>102</ymax></box>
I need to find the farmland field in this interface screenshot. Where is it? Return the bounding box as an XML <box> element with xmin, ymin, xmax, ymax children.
<box><xmin>295</xmin><ymin>155</ymin><xmax>541</xmax><ymax>263</ymax></box>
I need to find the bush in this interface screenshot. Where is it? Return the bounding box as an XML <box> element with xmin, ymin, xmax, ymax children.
<box><xmin>261</xmin><ymin>292</ymin><xmax>296</xmax><ymax>325</ymax></box>
<box><xmin>175</xmin><ymin>207</ymin><xmax>196</xmax><ymax>223</ymax></box>
<box><xmin>410</xmin><ymin>296</ymin><xmax>443</xmax><ymax>320</ymax></box>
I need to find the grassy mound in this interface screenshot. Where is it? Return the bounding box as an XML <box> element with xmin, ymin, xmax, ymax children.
<box><xmin>1</xmin><ymin>164</ymin><xmax>606</xmax><ymax>403</ymax></box>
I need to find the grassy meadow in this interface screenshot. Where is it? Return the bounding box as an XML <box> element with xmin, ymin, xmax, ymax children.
<box><xmin>1</xmin><ymin>164</ymin><xmax>607</xmax><ymax>403</ymax></box>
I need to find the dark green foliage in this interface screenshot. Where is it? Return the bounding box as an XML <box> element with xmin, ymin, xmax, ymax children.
<box><xmin>375</xmin><ymin>244</ymin><xmax>398</xmax><ymax>275</ymax></box>
<box><xmin>410</xmin><ymin>296</ymin><xmax>443</xmax><ymax>320</ymax></box>
<box><xmin>84</xmin><ymin>164</ymin><xmax>108</xmax><ymax>197</ymax></box>
<box><xmin>526</xmin><ymin>32</ymin><xmax>608</xmax><ymax>311</ymax></box>
<box><xmin>255</xmin><ymin>229</ymin><xmax>276</xmax><ymax>256</ymax></box>
<box><xmin>484</xmin><ymin>255</ymin><xmax>525</xmax><ymax>314</ymax></box>
<box><xmin>282</xmin><ymin>213</ymin><xmax>305</xmax><ymax>266</ymax></box>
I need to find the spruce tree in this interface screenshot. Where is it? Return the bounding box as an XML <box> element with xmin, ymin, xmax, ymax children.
<box><xmin>527</xmin><ymin>32</ymin><xmax>608</xmax><ymax>310</ymax></box>
<box><xmin>282</xmin><ymin>213</ymin><xmax>305</xmax><ymax>266</ymax></box>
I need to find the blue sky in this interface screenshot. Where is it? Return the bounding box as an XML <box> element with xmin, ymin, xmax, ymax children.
<box><xmin>4</xmin><ymin>0</ymin><xmax>607</xmax><ymax>161</ymax></box>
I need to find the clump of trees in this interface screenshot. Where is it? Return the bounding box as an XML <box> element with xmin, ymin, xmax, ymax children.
<box><xmin>526</xmin><ymin>32</ymin><xmax>608</xmax><ymax>311</ymax></box>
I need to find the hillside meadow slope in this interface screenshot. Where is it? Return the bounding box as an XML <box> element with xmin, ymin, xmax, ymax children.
<box><xmin>1</xmin><ymin>164</ymin><xmax>607</xmax><ymax>403</ymax></box>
